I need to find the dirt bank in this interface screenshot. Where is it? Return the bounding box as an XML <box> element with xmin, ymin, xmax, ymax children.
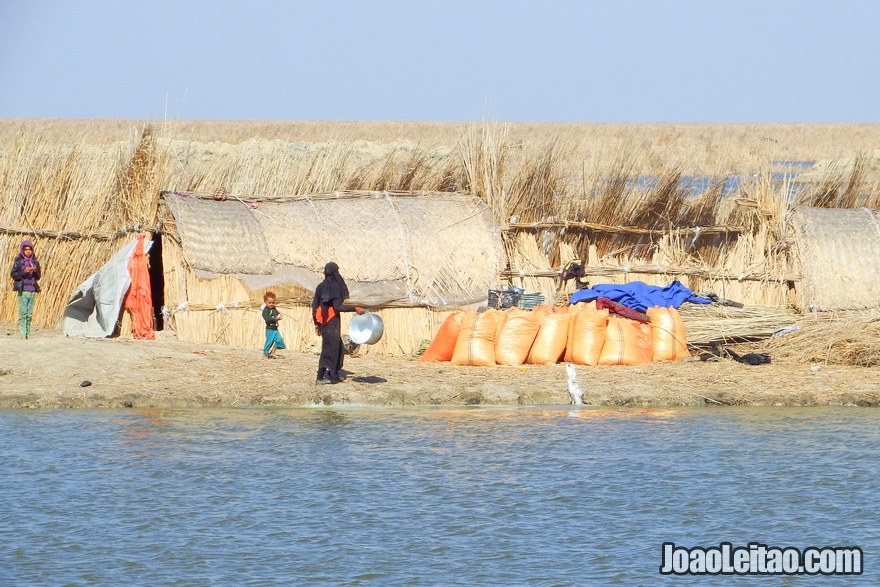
<box><xmin>1</xmin><ymin>327</ymin><xmax>879</xmax><ymax>409</ymax></box>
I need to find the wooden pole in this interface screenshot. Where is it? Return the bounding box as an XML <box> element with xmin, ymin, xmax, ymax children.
<box><xmin>502</xmin><ymin>265</ymin><xmax>800</xmax><ymax>283</ymax></box>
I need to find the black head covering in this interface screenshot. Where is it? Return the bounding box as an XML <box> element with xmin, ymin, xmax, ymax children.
<box><xmin>319</xmin><ymin>261</ymin><xmax>349</xmax><ymax>303</ymax></box>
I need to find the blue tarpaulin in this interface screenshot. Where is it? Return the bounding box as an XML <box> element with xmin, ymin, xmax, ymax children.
<box><xmin>568</xmin><ymin>280</ymin><xmax>712</xmax><ymax>312</ymax></box>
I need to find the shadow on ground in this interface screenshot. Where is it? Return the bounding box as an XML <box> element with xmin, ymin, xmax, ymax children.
<box><xmin>351</xmin><ymin>376</ymin><xmax>387</xmax><ymax>384</ymax></box>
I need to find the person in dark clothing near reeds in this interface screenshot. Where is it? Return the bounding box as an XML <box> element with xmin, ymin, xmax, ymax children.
<box><xmin>312</xmin><ymin>262</ymin><xmax>364</xmax><ymax>384</ymax></box>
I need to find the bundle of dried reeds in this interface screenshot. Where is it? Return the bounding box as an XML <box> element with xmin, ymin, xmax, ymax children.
<box><xmin>678</xmin><ymin>303</ymin><xmax>800</xmax><ymax>345</ymax></box>
<box><xmin>766</xmin><ymin>316</ymin><xmax>880</xmax><ymax>366</ymax></box>
<box><xmin>458</xmin><ymin>122</ymin><xmax>509</xmax><ymax>225</ymax></box>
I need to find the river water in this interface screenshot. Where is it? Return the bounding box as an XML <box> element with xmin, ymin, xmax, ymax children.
<box><xmin>1</xmin><ymin>406</ymin><xmax>877</xmax><ymax>585</ymax></box>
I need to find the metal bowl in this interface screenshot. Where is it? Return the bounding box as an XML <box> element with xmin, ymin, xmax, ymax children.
<box><xmin>348</xmin><ymin>312</ymin><xmax>384</xmax><ymax>345</ymax></box>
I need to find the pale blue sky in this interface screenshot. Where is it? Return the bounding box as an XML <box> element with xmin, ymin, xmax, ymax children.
<box><xmin>2</xmin><ymin>0</ymin><xmax>878</xmax><ymax>122</ymax></box>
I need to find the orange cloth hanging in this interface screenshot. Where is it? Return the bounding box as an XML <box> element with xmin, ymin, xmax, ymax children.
<box><xmin>124</xmin><ymin>234</ymin><xmax>155</xmax><ymax>340</ymax></box>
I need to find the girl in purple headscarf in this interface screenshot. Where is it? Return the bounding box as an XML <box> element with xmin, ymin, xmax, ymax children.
<box><xmin>10</xmin><ymin>240</ymin><xmax>41</xmax><ymax>338</ymax></box>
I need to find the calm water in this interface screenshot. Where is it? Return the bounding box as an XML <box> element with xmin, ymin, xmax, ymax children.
<box><xmin>1</xmin><ymin>406</ymin><xmax>877</xmax><ymax>585</ymax></box>
<box><xmin>586</xmin><ymin>161</ymin><xmax>821</xmax><ymax>200</ymax></box>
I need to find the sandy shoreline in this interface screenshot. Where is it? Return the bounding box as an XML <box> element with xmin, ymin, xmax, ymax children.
<box><xmin>1</xmin><ymin>326</ymin><xmax>878</xmax><ymax>409</ymax></box>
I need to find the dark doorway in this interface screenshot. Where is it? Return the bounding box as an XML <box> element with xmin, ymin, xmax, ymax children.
<box><xmin>148</xmin><ymin>232</ymin><xmax>165</xmax><ymax>330</ymax></box>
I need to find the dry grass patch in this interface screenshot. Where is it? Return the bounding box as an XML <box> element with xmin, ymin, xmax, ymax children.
<box><xmin>767</xmin><ymin>316</ymin><xmax>880</xmax><ymax>367</ymax></box>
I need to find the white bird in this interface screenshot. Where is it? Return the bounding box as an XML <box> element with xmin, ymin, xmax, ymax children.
<box><xmin>566</xmin><ymin>363</ymin><xmax>584</xmax><ymax>405</ymax></box>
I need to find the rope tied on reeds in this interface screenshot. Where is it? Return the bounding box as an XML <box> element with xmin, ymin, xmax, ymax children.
<box><xmin>0</xmin><ymin>224</ymin><xmax>157</xmax><ymax>241</ymax></box>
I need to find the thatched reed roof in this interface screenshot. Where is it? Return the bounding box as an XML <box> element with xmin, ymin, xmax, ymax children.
<box><xmin>164</xmin><ymin>195</ymin><xmax>273</xmax><ymax>274</ymax></box>
<box><xmin>791</xmin><ymin>206</ymin><xmax>880</xmax><ymax>311</ymax></box>
<box><xmin>161</xmin><ymin>190</ymin><xmax>505</xmax><ymax>308</ymax></box>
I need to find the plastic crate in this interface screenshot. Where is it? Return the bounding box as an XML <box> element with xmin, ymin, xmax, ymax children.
<box><xmin>516</xmin><ymin>293</ymin><xmax>545</xmax><ymax>310</ymax></box>
<box><xmin>487</xmin><ymin>289</ymin><xmax>522</xmax><ymax>309</ymax></box>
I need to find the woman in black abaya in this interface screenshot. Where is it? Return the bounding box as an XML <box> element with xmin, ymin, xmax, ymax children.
<box><xmin>312</xmin><ymin>262</ymin><xmax>365</xmax><ymax>384</ymax></box>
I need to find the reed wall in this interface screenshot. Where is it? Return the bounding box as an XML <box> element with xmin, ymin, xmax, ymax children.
<box><xmin>160</xmin><ymin>224</ymin><xmax>461</xmax><ymax>356</ymax></box>
<box><xmin>2</xmin><ymin>120</ymin><xmax>879</xmax><ymax>343</ymax></box>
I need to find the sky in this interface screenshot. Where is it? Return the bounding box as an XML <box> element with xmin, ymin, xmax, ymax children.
<box><xmin>1</xmin><ymin>0</ymin><xmax>879</xmax><ymax>123</ymax></box>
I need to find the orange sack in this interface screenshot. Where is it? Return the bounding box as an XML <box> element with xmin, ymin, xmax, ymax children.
<box><xmin>527</xmin><ymin>307</ymin><xmax>570</xmax><ymax>365</ymax></box>
<box><xmin>564</xmin><ymin>303</ymin><xmax>583</xmax><ymax>363</ymax></box>
<box><xmin>567</xmin><ymin>301</ymin><xmax>609</xmax><ymax>366</ymax></box>
<box><xmin>451</xmin><ymin>309</ymin><xmax>500</xmax><ymax>366</ymax></box>
<box><xmin>647</xmin><ymin>306</ymin><xmax>689</xmax><ymax>361</ymax></box>
<box><xmin>531</xmin><ymin>304</ymin><xmax>552</xmax><ymax>321</ymax></box>
<box><xmin>420</xmin><ymin>312</ymin><xmax>462</xmax><ymax>362</ymax></box>
<box><xmin>495</xmin><ymin>307</ymin><xmax>541</xmax><ymax>365</ymax></box>
<box><xmin>494</xmin><ymin>308</ymin><xmax>509</xmax><ymax>344</ymax></box>
<box><xmin>598</xmin><ymin>316</ymin><xmax>653</xmax><ymax>366</ymax></box>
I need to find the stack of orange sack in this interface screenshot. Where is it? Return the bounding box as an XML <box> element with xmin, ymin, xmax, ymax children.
<box><xmin>419</xmin><ymin>301</ymin><xmax>689</xmax><ymax>366</ymax></box>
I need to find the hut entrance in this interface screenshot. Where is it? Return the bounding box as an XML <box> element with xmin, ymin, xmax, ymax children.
<box><xmin>148</xmin><ymin>232</ymin><xmax>165</xmax><ymax>331</ymax></box>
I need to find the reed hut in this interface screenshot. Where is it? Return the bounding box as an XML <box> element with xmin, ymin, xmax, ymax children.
<box><xmin>4</xmin><ymin>123</ymin><xmax>878</xmax><ymax>351</ymax></box>
<box><xmin>157</xmin><ymin>189</ymin><xmax>505</xmax><ymax>355</ymax></box>
<box><xmin>789</xmin><ymin>206</ymin><xmax>880</xmax><ymax>312</ymax></box>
